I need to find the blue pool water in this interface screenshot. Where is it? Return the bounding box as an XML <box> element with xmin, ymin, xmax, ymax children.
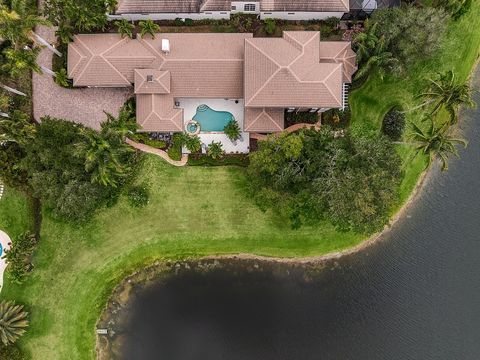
<box><xmin>192</xmin><ymin>105</ymin><xmax>234</xmax><ymax>132</ymax></box>
<box><xmin>0</xmin><ymin>243</ymin><xmax>2</xmax><ymax>257</ymax></box>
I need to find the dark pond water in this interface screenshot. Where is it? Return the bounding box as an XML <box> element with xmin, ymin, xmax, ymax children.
<box><xmin>122</xmin><ymin>71</ymin><xmax>480</xmax><ymax>360</ymax></box>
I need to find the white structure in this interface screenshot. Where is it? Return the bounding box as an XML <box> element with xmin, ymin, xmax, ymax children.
<box><xmin>109</xmin><ymin>0</ymin><xmax>350</xmax><ymax>21</ymax></box>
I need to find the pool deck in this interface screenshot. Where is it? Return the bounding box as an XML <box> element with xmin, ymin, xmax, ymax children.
<box><xmin>177</xmin><ymin>98</ymin><xmax>250</xmax><ymax>154</ymax></box>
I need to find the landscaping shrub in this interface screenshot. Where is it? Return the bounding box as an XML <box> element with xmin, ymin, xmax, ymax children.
<box><xmin>381</xmin><ymin>107</ymin><xmax>405</xmax><ymax>141</ymax></box>
<box><xmin>167</xmin><ymin>133</ymin><xmax>183</xmax><ymax>161</ymax></box>
<box><xmin>184</xmin><ymin>18</ymin><xmax>194</xmax><ymax>26</ymax></box>
<box><xmin>224</xmin><ymin>119</ymin><xmax>241</xmax><ymax>141</ymax></box>
<box><xmin>264</xmin><ymin>18</ymin><xmax>276</xmax><ymax>35</ymax></box>
<box><xmin>127</xmin><ymin>184</ymin><xmax>149</xmax><ymax>207</ymax></box>
<box><xmin>187</xmin><ymin>154</ymin><xmax>249</xmax><ymax>167</ymax></box>
<box><xmin>4</xmin><ymin>232</ymin><xmax>37</xmax><ymax>284</ymax></box>
<box><xmin>0</xmin><ymin>345</ymin><xmax>25</xmax><ymax>360</ymax></box>
<box><xmin>131</xmin><ymin>133</ymin><xmax>166</xmax><ymax>149</ymax></box>
<box><xmin>284</xmin><ymin>111</ymin><xmax>318</xmax><ymax>127</ymax></box>
<box><xmin>322</xmin><ymin>108</ymin><xmax>351</xmax><ymax>129</ymax></box>
<box><xmin>207</xmin><ymin>141</ymin><xmax>224</xmax><ymax>159</ymax></box>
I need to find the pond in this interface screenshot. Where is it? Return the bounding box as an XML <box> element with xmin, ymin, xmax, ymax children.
<box><xmin>120</xmin><ymin>71</ymin><xmax>480</xmax><ymax>360</ymax></box>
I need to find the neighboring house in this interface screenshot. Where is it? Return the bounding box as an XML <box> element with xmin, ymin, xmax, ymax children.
<box><xmin>67</xmin><ymin>31</ymin><xmax>356</xmax><ymax>137</ymax></box>
<box><xmin>109</xmin><ymin>0</ymin><xmax>349</xmax><ymax>21</ymax></box>
<box><xmin>345</xmin><ymin>0</ymin><xmax>400</xmax><ymax>19</ymax></box>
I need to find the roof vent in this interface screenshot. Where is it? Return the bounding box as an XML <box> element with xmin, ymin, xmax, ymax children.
<box><xmin>147</xmin><ymin>75</ymin><xmax>154</xmax><ymax>82</ymax></box>
<box><xmin>161</xmin><ymin>39</ymin><xmax>170</xmax><ymax>54</ymax></box>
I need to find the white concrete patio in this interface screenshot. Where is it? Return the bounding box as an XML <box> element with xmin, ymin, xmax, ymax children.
<box><xmin>177</xmin><ymin>98</ymin><xmax>250</xmax><ymax>154</ymax></box>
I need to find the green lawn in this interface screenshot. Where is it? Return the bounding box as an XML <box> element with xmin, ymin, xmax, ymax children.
<box><xmin>0</xmin><ymin>3</ymin><xmax>479</xmax><ymax>359</ymax></box>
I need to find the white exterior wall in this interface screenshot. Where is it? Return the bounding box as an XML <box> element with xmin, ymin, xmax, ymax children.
<box><xmin>260</xmin><ymin>11</ymin><xmax>344</xmax><ymax>20</ymax></box>
<box><xmin>108</xmin><ymin>12</ymin><xmax>230</xmax><ymax>21</ymax></box>
<box><xmin>230</xmin><ymin>2</ymin><xmax>260</xmax><ymax>14</ymax></box>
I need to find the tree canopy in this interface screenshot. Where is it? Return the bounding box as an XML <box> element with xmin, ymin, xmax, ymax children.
<box><xmin>248</xmin><ymin>128</ymin><xmax>403</xmax><ymax>232</ymax></box>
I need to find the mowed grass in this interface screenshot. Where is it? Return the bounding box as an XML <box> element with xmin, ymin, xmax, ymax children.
<box><xmin>0</xmin><ymin>4</ymin><xmax>479</xmax><ymax>359</ymax></box>
<box><xmin>350</xmin><ymin>0</ymin><xmax>480</xmax><ymax>203</ymax></box>
<box><xmin>0</xmin><ymin>158</ymin><xmax>363</xmax><ymax>359</ymax></box>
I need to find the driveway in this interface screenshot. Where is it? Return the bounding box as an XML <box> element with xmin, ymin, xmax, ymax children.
<box><xmin>33</xmin><ymin>25</ymin><xmax>132</xmax><ymax>130</ymax></box>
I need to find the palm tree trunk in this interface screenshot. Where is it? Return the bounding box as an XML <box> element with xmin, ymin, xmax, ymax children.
<box><xmin>0</xmin><ymin>83</ymin><xmax>27</xmax><ymax>96</ymax></box>
<box><xmin>40</xmin><ymin>65</ymin><xmax>56</xmax><ymax>77</ymax></box>
<box><xmin>29</xmin><ymin>32</ymin><xmax>62</xmax><ymax>57</ymax></box>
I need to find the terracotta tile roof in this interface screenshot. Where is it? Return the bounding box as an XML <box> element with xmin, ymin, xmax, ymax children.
<box><xmin>116</xmin><ymin>0</ymin><xmax>231</xmax><ymax>14</ymax></box>
<box><xmin>244</xmin><ymin>31</ymin><xmax>344</xmax><ymax>108</ymax></box>
<box><xmin>134</xmin><ymin>69</ymin><xmax>170</xmax><ymax>94</ymax></box>
<box><xmin>136</xmin><ymin>94</ymin><xmax>184</xmax><ymax>131</ymax></box>
<box><xmin>319</xmin><ymin>41</ymin><xmax>357</xmax><ymax>83</ymax></box>
<box><xmin>260</xmin><ymin>0</ymin><xmax>349</xmax><ymax>12</ymax></box>
<box><xmin>244</xmin><ymin>108</ymin><xmax>284</xmax><ymax>132</ymax></box>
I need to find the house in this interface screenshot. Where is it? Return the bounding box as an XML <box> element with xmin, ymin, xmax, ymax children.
<box><xmin>109</xmin><ymin>0</ymin><xmax>350</xmax><ymax>21</ymax></box>
<box><xmin>67</xmin><ymin>31</ymin><xmax>356</xmax><ymax>151</ymax></box>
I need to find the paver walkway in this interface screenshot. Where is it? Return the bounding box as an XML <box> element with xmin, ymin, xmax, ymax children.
<box><xmin>125</xmin><ymin>138</ymin><xmax>188</xmax><ymax>166</ymax></box>
<box><xmin>33</xmin><ymin>24</ymin><xmax>132</xmax><ymax>130</ymax></box>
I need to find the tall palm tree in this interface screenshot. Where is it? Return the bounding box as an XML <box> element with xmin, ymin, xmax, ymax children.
<box><xmin>115</xmin><ymin>19</ymin><xmax>134</xmax><ymax>39</ymax></box>
<box><xmin>411</xmin><ymin>118</ymin><xmax>467</xmax><ymax>171</ymax></box>
<box><xmin>0</xmin><ymin>0</ymin><xmax>50</xmax><ymax>50</ymax></box>
<box><xmin>354</xmin><ymin>36</ymin><xmax>399</xmax><ymax>80</ymax></box>
<box><xmin>353</xmin><ymin>21</ymin><xmax>379</xmax><ymax>64</ymax></box>
<box><xmin>224</xmin><ymin>119</ymin><xmax>241</xmax><ymax>142</ymax></box>
<box><xmin>0</xmin><ymin>301</ymin><xmax>29</xmax><ymax>346</ymax></box>
<box><xmin>138</xmin><ymin>19</ymin><xmax>160</xmax><ymax>39</ymax></box>
<box><xmin>420</xmin><ymin>70</ymin><xmax>475</xmax><ymax>124</ymax></box>
<box><xmin>76</xmin><ymin>130</ymin><xmax>126</xmax><ymax>187</ymax></box>
<box><xmin>2</xmin><ymin>46</ymin><xmax>42</xmax><ymax>77</ymax></box>
<box><xmin>0</xmin><ymin>110</ymin><xmax>35</xmax><ymax>144</ymax></box>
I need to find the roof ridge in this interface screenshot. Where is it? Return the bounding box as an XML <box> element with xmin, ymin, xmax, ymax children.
<box><xmin>321</xmin><ymin>63</ymin><xmax>343</xmax><ymax>105</ymax></box>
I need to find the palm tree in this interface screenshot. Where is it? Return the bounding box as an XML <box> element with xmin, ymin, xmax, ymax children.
<box><xmin>54</xmin><ymin>68</ymin><xmax>70</xmax><ymax>87</ymax></box>
<box><xmin>419</xmin><ymin>70</ymin><xmax>475</xmax><ymax>124</ymax></box>
<box><xmin>55</xmin><ymin>23</ymin><xmax>74</xmax><ymax>44</ymax></box>
<box><xmin>354</xmin><ymin>36</ymin><xmax>399</xmax><ymax>80</ymax></box>
<box><xmin>182</xmin><ymin>133</ymin><xmax>202</xmax><ymax>153</ymax></box>
<box><xmin>0</xmin><ymin>301</ymin><xmax>29</xmax><ymax>346</ymax></box>
<box><xmin>76</xmin><ymin>130</ymin><xmax>126</xmax><ymax>187</ymax></box>
<box><xmin>352</xmin><ymin>21</ymin><xmax>379</xmax><ymax>64</ymax></box>
<box><xmin>115</xmin><ymin>19</ymin><xmax>134</xmax><ymax>39</ymax></box>
<box><xmin>138</xmin><ymin>19</ymin><xmax>160</xmax><ymax>39</ymax></box>
<box><xmin>0</xmin><ymin>110</ymin><xmax>36</xmax><ymax>145</ymax></box>
<box><xmin>207</xmin><ymin>141</ymin><xmax>224</xmax><ymax>159</ymax></box>
<box><xmin>411</xmin><ymin>118</ymin><xmax>467</xmax><ymax>171</ymax></box>
<box><xmin>2</xmin><ymin>46</ymin><xmax>42</xmax><ymax>77</ymax></box>
<box><xmin>224</xmin><ymin>119</ymin><xmax>241</xmax><ymax>142</ymax></box>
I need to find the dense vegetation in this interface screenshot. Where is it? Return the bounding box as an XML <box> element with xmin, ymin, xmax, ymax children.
<box><xmin>248</xmin><ymin>128</ymin><xmax>402</xmax><ymax>232</ymax></box>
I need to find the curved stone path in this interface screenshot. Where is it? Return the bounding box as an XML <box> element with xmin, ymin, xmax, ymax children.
<box><xmin>0</xmin><ymin>230</ymin><xmax>11</xmax><ymax>294</ymax></box>
<box><xmin>125</xmin><ymin>138</ymin><xmax>188</xmax><ymax>166</ymax></box>
<box><xmin>33</xmin><ymin>24</ymin><xmax>132</xmax><ymax>130</ymax></box>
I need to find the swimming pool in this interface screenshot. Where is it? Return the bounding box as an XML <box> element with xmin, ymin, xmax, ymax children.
<box><xmin>189</xmin><ymin>104</ymin><xmax>235</xmax><ymax>133</ymax></box>
<box><xmin>0</xmin><ymin>243</ymin><xmax>2</xmax><ymax>257</ymax></box>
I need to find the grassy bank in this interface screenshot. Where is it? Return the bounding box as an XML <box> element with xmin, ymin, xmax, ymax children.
<box><xmin>0</xmin><ymin>3</ymin><xmax>479</xmax><ymax>359</ymax></box>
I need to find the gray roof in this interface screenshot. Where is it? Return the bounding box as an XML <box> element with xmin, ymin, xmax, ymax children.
<box><xmin>349</xmin><ymin>0</ymin><xmax>400</xmax><ymax>10</ymax></box>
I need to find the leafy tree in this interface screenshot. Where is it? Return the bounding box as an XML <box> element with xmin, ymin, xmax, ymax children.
<box><xmin>55</xmin><ymin>23</ymin><xmax>73</xmax><ymax>44</ymax></box>
<box><xmin>207</xmin><ymin>141</ymin><xmax>224</xmax><ymax>159</ymax></box>
<box><xmin>411</xmin><ymin>119</ymin><xmax>467</xmax><ymax>171</ymax></box>
<box><xmin>44</xmin><ymin>0</ymin><xmax>116</xmax><ymax>31</ymax></box>
<box><xmin>248</xmin><ymin>128</ymin><xmax>402</xmax><ymax>232</ymax></box>
<box><xmin>434</xmin><ymin>0</ymin><xmax>472</xmax><ymax>19</ymax></box>
<box><xmin>115</xmin><ymin>19</ymin><xmax>134</xmax><ymax>39</ymax></box>
<box><xmin>419</xmin><ymin>70</ymin><xmax>474</xmax><ymax>124</ymax></box>
<box><xmin>370</xmin><ymin>6</ymin><xmax>447</xmax><ymax>69</ymax></box>
<box><xmin>139</xmin><ymin>19</ymin><xmax>160</xmax><ymax>39</ymax></box>
<box><xmin>0</xmin><ymin>110</ymin><xmax>35</xmax><ymax>145</ymax></box>
<box><xmin>0</xmin><ymin>301</ymin><xmax>29</xmax><ymax>346</ymax></box>
<box><xmin>0</xmin><ymin>345</ymin><xmax>25</xmax><ymax>360</ymax></box>
<box><xmin>224</xmin><ymin>119</ymin><xmax>241</xmax><ymax>142</ymax></box>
